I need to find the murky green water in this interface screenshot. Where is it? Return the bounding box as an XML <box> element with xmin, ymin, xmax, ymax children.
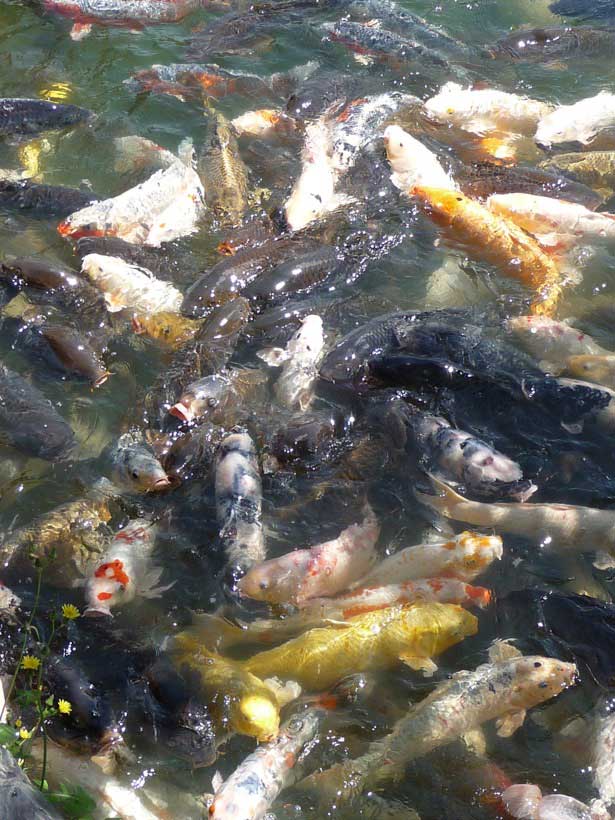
<box><xmin>2</xmin><ymin>0</ymin><xmax>615</xmax><ymax>817</ymax></box>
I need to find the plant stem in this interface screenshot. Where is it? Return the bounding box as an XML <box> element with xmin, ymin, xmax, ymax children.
<box><xmin>1</xmin><ymin>563</ymin><xmax>44</xmax><ymax>722</ymax></box>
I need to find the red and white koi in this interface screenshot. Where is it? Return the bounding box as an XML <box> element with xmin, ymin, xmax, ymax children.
<box><xmin>84</xmin><ymin>519</ymin><xmax>171</xmax><ymax>617</ymax></box>
<box><xmin>356</xmin><ymin>530</ymin><xmax>503</xmax><ymax>588</ymax></box>
<box><xmin>58</xmin><ymin>158</ymin><xmax>204</xmax><ymax>246</ymax></box>
<box><xmin>507</xmin><ymin>315</ymin><xmax>610</xmax><ymax>375</ymax></box>
<box><xmin>237</xmin><ymin>504</ymin><xmax>379</xmax><ymax>605</ymax></box>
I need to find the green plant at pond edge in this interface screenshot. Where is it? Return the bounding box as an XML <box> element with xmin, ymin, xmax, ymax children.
<box><xmin>0</xmin><ymin>552</ymin><xmax>98</xmax><ymax>817</ymax></box>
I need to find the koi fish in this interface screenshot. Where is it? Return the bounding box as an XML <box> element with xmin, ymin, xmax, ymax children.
<box><xmin>535</xmin><ymin>91</ymin><xmax>615</xmax><ymax>149</ymax></box>
<box><xmin>237</xmin><ymin>504</ymin><xmax>379</xmax><ymax>605</ymax></box>
<box><xmin>84</xmin><ymin>519</ymin><xmax>172</xmax><ymax>617</ymax></box>
<box><xmin>411</xmin><ymin>186</ymin><xmax>564</xmax><ymax>316</ymax></box>
<box><xmin>241</xmin><ymin>603</ymin><xmax>478</xmax><ymax>687</ymax></box>
<box><xmin>502</xmin><ymin>784</ymin><xmax>609</xmax><ymax>820</ymax></box>
<box><xmin>300</xmin><ymin>642</ymin><xmax>576</xmax><ymax>805</ymax></box>
<box><xmin>80</xmin><ymin>254</ymin><xmax>182</xmax><ymax>314</ymax></box>
<box><xmin>357</xmin><ymin>530</ymin><xmax>503</xmax><ymax>587</ymax></box>
<box><xmin>417</xmin><ymin>474</ymin><xmax>615</xmax><ymax>569</ymax></box>
<box><xmin>507</xmin><ymin>315</ymin><xmax>610</xmax><ymax>374</ymax></box>
<box><xmin>384</xmin><ymin>124</ymin><xmax>457</xmax><ymax>191</ymax></box>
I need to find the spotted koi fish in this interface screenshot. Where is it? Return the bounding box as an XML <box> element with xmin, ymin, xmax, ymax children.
<box><xmin>84</xmin><ymin>519</ymin><xmax>172</xmax><ymax>617</ymax></box>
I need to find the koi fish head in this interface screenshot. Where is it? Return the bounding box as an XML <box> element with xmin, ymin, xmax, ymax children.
<box><xmin>112</xmin><ymin>442</ymin><xmax>171</xmax><ymax>493</ymax></box>
<box><xmin>234</xmin><ymin>693</ymin><xmax>279</xmax><ymax>741</ymax></box>
<box><xmin>411</xmin><ymin>186</ymin><xmax>468</xmax><ymax>225</ymax></box>
<box><xmin>566</xmin><ymin>354</ymin><xmax>615</xmax><ymax>384</ymax></box>
<box><xmin>508</xmin><ymin>656</ymin><xmax>577</xmax><ymax>710</ymax></box>
<box><xmin>84</xmin><ymin>558</ymin><xmax>131</xmax><ymax>617</ymax></box>
<box><xmin>453</xmin><ymin>532</ymin><xmax>503</xmax><ymax>578</ymax></box>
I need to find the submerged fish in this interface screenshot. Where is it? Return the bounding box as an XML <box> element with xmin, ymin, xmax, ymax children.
<box><xmin>169</xmin><ymin>368</ymin><xmax>263</xmax><ymax>425</ymax></box>
<box><xmin>540</xmin><ymin>150</ymin><xmax>615</xmax><ymax>194</ymax></box>
<box><xmin>257</xmin><ymin>315</ymin><xmax>325</xmax><ymax>411</ymax></box>
<box><xmin>412</xmin><ymin>186</ymin><xmax>563</xmax><ymax>316</ymax></box>
<box><xmin>215</xmin><ymin>430</ymin><xmax>265</xmax><ymax>574</ymax></box>
<box><xmin>402</xmin><ymin>406</ymin><xmax>536</xmax><ymax>501</ymax></box>
<box><xmin>238</xmin><ymin>504</ymin><xmax>379</xmax><ymax>605</ymax></box>
<box><xmin>208</xmin><ymin>708</ymin><xmax>323</xmax><ymax>820</ymax></box>
<box><xmin>0</xmin><ymin>178</ymin><xmax>97</xmax><ymax>216</ymax></box>
<box><xmin>502</xmin><ymin>783</ymin><xmax>609</xmax><ymax>820</ymax></box>
<box><xmin>109</xmin><ymin>432</ymin><xmax>171</xmax><ymax>493</ymax></box>
<box><xmin>357</xmin><ymin>530</ymin><xmax>503</xmax><ymax>587</ymax></box>
<box><xmin>384</xmin><ymin>124</ymin><xmax>456</xmax><ymax>191</ymax></box>
<box><xmin>424</xmin><ymin>82</ymin><xmax>552</xmax><ymax>136</ymax></box>
<box><xmin>231</xmin><ymin>109</ymin><xmax>299</xmax><ymax>138</ymax></box>
<box><xmin>566</xmin><ymin>354</ymin><xmax>615</xmax><ymax>389</ymax></box>
<box><xmin>84</xmin><ymin>519</ymin><xmax>171</xmax><ymax>617</ymax></box>
<box><xmin>487</xmin><ymin>192</ymin><xmax>615</xmax><ymax>247</ymax></box>
<box><xmin>59</xmin><ymin>158</ymin><xmax>205</xmax><ymax>246</ymax></box>
<box><xmin>81</xmin><ymin>254</ymin><xmax>183</xmax><ymax>314</ymax></box>
<box><xmin>171</xmin><ymin>632</ymin><xmax>300</xmax><ymax>741</ymax></box>
<box><xmin>131</xmin><ymin>311</ymin><xmax>204</xmax><ymax>349</ymax></box>
<box><xmin>34</xmin><ymin>323</ymin><xmax>110</xmax><ymax>387</ymax></box>
<box><xmin>0</xmin><ymin>478</ymin><xmax>119</xmax><ymax>584</ymax></box>
<box><xmin>198</xmin><ymin>109</ymin><xmax>249</xmax><ymax>223</ymax></box>
<box><xmin>535</xmin><ymin>91</ymin><xmax>615</xmax><ymax>149</ymax></box>
<box><xmin>457</xmin><ymin>161</ymin><xmax>603</xmax><ymax>210</ymax></box>
<box><xmin>507</xmin><ymin>315</ymin><xmax>609</xmax><ymax>374</ymax></box>
<box><xmin>490</xmin><ymin>26</ymin><xmax>615</xmax><ymax>60</ymax></box>
<box><xmin>301</xmin><ymin>643</ymin><xmax>576</xmax><ymax>804</ymax></box>
<box><xmin>113</xmin><ymin>135</ymin><xmax>177</xmax><ymax>174</ymax></box>
<box><xmin>128</xmin><ymin>63</ymin><xmax>272</xmax><ymax>102</ymax></box>
<box><xmin>417</xmin><ymin>475</ymin><xmax>615</xmax><ymax>569</ymax></box>
<box><xmin>0</xmin><ymin>363</ymin><xmax>75</xmax><ymax>461</ymax></box>
<box><xmin>0</xmin><ymin>98</ymin><xmax>93</xmax><ymax>136</ymax></box>
<box><xmin>243</xmin><ymin>603</ymin><xmax>478</xmax><ymax>687</ymax></box>
<box><xmin>43</xmin><ymin>0</ymin><xmax>201</xmax><ymax>40</ymax></box>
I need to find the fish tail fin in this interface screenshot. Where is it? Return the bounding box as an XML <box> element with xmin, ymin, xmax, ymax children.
<box><xmin>190</xmin><ymin>610</ymin><xmax>248</xmax><ymax>651</ymax></box>
<box><xmin>415</xmin><ymin>473</ymin><xmax>467</xmax><ymax>516</ymax></box>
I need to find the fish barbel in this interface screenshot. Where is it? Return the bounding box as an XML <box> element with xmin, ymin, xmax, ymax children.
<box><xmin>59</xmin><ymin>158</ymin><xmax>204</xmax><ymax>246</ymax></box>
<box><xmin>237</xmin><ymin>504</ymin><xmax>379</xmax><ymax>605</ymax></box>
<box><xmin>424</xmin><ymin>81</ymin><xmax>553</xmax><ymax>136</ymax></box>
<box><xmin>300</xmin><ymin>645</ymin><xmax>576</xmax><ymax>804</ymax></box>
<box><xmin>411</xmin><ymin>186</ymin><xmax>564</xmax><ymax>316</ymax></box>
<box><xmin>81</xmin><ymin>254</ymin><xmax>182</xmax><ymax>315</ymax></box>
<box><xmin>242</xmin><ymin>603</ymin><xmax>478</xmax><ymax>687</ymax></box>
<box><xmin>417</xmin><ymin>474</ymin><xmax>615</xmax><ymax>569</ymax></box>
<box><xmin>487</xmin><ymin>192</ymin><xmax>615</xmax><ymax>247</ymax></box>
<box><xmin>357</xmin><ymin>530</ymin><xmax>503</xmax><ymax>587</ymax></box>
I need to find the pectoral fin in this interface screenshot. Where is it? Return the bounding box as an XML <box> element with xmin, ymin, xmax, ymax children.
<box><xmin>138</xmin><ymin>567</ymin><xmax>175</xmax><ymax>599</ymax></box>
<box><xmin>488</xmin><ymin>639</ymin><xmax>522</xmax><ymax>663</ymax></box>
<box><xmin>257</xmin><ymin>346</ymin><xmax>289</xmax><ymax>367</ymax></box>
<box><xmin>496</xmin><ymin>709</ymin><xmax>526</xmax><ymax>738</ymax></box>
<box><xmin>399</xmin><ymin>654</ymin><xmax>438</xmax><ymax>677</ymax></box>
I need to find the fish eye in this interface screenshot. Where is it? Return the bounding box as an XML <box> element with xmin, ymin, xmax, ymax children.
<box><xmin>534</xmin><ymin>661</ymin><xmax>542</xmax><ymax>668</ymax></box>
<box><xmin>259</xmin><ymin>581</ymin><xmax>268</xmax><ymax>590</ymax></box>
<box><xmin>288</xmin><ymin>718</ymin><xmax>304</xmax><ymax>732</ymax></box>
<box><xmin>207</xmin><ymin>397</ymin><xmax>218</xmax><ymax>408</ymax></box>
<box><xmin>131</xmin><ymin>469</ymin><xmax>140</xmax><ymax>479</ymax></box>
<box><xmin>118</xmin><ymin>585</ymin><xmax>126</xmax><ymax>592</ymax></box>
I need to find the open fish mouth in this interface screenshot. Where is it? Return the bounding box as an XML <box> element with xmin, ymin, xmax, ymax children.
<box><xmin>149</xmin><ymin>475</ymin><xmax>173</xmax><ymax>491</ymax></box>
<box><xmin>169</xmin><ymin>401</ymin><xmax>194</xmax><ymax>422</ymax></box>
<box><xmin>82</xmin><ymin>606</ymin><xmax>112</xmax><ymax>618</ymax></box>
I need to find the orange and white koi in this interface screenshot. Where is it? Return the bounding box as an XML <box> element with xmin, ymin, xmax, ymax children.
<box><xmin>231</xmin><ymin>109</ymin><xmax>299</xmax><ymax>138</ymax></box>
<box><xmin>411</xmin><ymin>186</ymin><xmax>564</xmax><ymax>316</ymax></box>
<box><xmin>237</xmin><ymin>505</ymin><xmax>379</xmax><ymax>605</ymax></box>
<box><xmin>84</xmin><ymin>519</ymin><xmax>172</xmax><ymax>617</ymax></box>
<box><xmin>356</xmin><ymin>530</ymin><xmax>502</xmax><ymax>588</ymax></box>
<box><xmin>58</xmin><ymin>158</ymin><xmax>204</xmax><ymax>246</ymax></box>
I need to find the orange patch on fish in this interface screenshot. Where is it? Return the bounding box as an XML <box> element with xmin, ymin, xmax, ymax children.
<box><xmin>94</xmin><ymin>559</ymin><xmax>130</xmax><ymax>586</ymax></box>
<box><xmin>97</xmin><ymin>591</ymin><xmax>113</xmax><ymax>601</ymax></box>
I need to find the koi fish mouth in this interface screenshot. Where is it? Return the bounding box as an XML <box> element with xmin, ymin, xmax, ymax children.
<box><xmin>149</xmin><ymin>475</ymin><xmax>173</xmax><ymax>491</ymax></box>
<box><xmin>83</xmin><ymin>606</ymin><xmax>112</xmax><ymax>618</ymax></box>
<box><xmin>93</xmin><ymin>371</ymin><xmax>112</xmax><ymax>388</ymax></box>
<box><xmin>169</xmin><ymin>402</ymin><xmax>193</xmax><ymax>423</ymax></box>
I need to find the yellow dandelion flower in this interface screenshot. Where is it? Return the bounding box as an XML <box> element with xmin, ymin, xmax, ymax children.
<box><xmin>61</xmin><ymin>604</ymin><xmax>80</xmax><ymax>620</ymax></box>
<box><xmin>57</xmin><ymin>699</ymin><xmax>72</xmax><ymax>715</ymax></box>
<box><xmin>14</xmin><ymin>719</ymin><xmax>22</xmax><ymax>728</ymax></box>
<box><xmin>19</xmin><ymin>728</ymin><xmax>31</xmax><ymax>740</ymax></box>
<box><xmin>21</xmin><ymin>655</ymin><xmax>40</xmax><ymax>671</ymax></box>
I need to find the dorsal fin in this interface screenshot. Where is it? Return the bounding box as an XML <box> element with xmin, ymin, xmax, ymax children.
<box><xmin>488</xmin><ymin>638</ymin><xmax>522</xmax><ymax>663</ymax></box>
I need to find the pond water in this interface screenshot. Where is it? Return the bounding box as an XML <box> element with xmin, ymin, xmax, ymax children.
<box><xmin>1</xmin><ymin>0</ymin><xmax>615</xmax><ymax>817</ymax></box>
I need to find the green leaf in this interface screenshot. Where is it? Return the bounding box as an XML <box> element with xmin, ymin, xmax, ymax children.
<box><xmin>45</xmin><ymin>695</ymin><xmax>54</xmax><ymax>707</ymax></box>
<box><xmin>0</xmin><ymin>724</ymin><xmax>16</xmax><ymax>745</ymax></box>
<box><xmin>46</xmin><ymin>782</ymin><xmax>97</xmax><ymax>819</ymax></box>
